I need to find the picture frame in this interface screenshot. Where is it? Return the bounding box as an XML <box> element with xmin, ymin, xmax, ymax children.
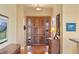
<box><xmin>0</xmin><ymin>14</ymin><xmax>8</xmax><ymax>44</ymax></box>
<box><xmin>66</xmin><ymin>23</ymin><xmax>76</xmax><ymax>32</ymax></box>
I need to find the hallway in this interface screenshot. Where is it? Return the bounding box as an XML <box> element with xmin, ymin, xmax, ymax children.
<box><xmin>23</xmin><ymin>5</ymin><xmax>60</xmax><ymax>54</ymax></box>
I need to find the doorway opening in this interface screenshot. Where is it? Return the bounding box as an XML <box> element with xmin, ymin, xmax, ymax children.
<box><xmin>26</xmin><ymin>16</ymin><xmax>51</xmax><ymax>54</ymax></box>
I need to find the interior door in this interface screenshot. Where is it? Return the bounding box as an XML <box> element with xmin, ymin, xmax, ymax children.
<box><xmin>31</xmin><ymin>17</ymin><xmax>45</xmax><ymax>44</ymax></box>
<box><xmin>26</xmin><ymin>16</ymin><xmax>51</xmax><ymax>45</ymax></box>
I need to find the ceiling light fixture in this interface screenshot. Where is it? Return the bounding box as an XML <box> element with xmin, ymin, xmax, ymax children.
<box><xmin>35</xmin><ymin>4</ymin><xmax>42</xmax><ymax>11</ymax></box>
<box><xmin>36</xmin><ymin>7</ymin><xmax>42</xmax><ymax>11</ymax></box>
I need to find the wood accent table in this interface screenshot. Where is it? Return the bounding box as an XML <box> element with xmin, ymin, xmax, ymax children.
<box><xmin>0</xmin><ymin>44</ymin><xmax>20</xmax><ymax>54</ymax></box>
<box><xmin>48</xmin><ymin>38</ymin><xmax>60</xmax><ymax>54</ymax></box>
<box><xmin>69</xmin><ymin>38</ymin><xmax>79</xmax><ymax>53</ymax></box>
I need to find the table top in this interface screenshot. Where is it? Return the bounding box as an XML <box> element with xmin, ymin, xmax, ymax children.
<box><xmin>69</xmin><ymin>38</ymin><xmax>79</xmax><ymax>43</ymax></box>
<box><xmin>0</xmin><ymin>44</ymin><xmax>20</xmax><ymax>54</ymax></box>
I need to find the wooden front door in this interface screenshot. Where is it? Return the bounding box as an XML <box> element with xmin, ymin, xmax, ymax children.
<box><xmin>26</xmin><ymin>16</ymin><xmax>51</xmax><ymax>45</ymax></box>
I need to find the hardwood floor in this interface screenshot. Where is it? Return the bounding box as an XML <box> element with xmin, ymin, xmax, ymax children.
<box><xmin>31</xmin><ymin>45</ymin><xmax>48</xmax><ymax>54</ymax></box>
<box><xmin>20</xmin><ymin>45</ymin><xmax>48</xmax><ymax>54</ymax></box>
<box><xmin>20</xmin><ymin>47</ymin><xmax>27</xmax><ymax>54</ymax></box>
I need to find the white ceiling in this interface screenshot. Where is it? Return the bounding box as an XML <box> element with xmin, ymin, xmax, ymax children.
<box><xmin>23</xmin><ymin>4</ymin><xmax>56</xmax><ymax>8</ymax></box>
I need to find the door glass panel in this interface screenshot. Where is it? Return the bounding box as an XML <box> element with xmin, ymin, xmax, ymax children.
<box><xmin>45</xmin><ymin>18</ymin><xmax>50</xmax><ymax>44</ymax></box>
<box><xmin>27</xmin><ymin>18</ymin><xmax>31</xmax><ymax>45</ymax></box>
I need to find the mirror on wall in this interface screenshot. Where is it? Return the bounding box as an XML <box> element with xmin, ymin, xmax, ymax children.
<box><xmin>56</xmin><ymin>14</ymin><xmax>60</xmax><ymax>36</ymax></box>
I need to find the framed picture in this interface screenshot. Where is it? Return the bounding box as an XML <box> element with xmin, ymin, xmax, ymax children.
<box><xmin>66</xmin><ymin>23</ymin><xmax>76</xmax><ymax>32</ymax></box>
<box><xmin>0</xmin><ymin>14</ymin><xmax>8</xmax><ymax>44</ymax></box>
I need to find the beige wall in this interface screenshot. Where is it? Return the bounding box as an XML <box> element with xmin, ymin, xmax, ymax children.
<box><xmin>24</xmin><ymin>7</ymin><xmax>52</xmax><ymax>16</ymax></box>
<box><xmin>0</xmin><ymin>4</ymin><xmax>17</xmax><ymax>49</ymax></box>
<box><xmin>62</xmin><ymin>4</ymin><xmax>79</xmax><ymax>53</ymax></box>
<box><xmin>16</xmin><ymin>5</ymin><xmax>26</xmax><ymax>48</ymax></box>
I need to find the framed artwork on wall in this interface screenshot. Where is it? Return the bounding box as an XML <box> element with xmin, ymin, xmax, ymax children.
<box><xmin>66</xmin><ymin>23</ymin><xmax>76</xmax><ymax>32</ymax></box>
<box><xmin>0</xmin><ymin>14</ymin><xmax>8</xmax><ymax>44</ymax></box>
